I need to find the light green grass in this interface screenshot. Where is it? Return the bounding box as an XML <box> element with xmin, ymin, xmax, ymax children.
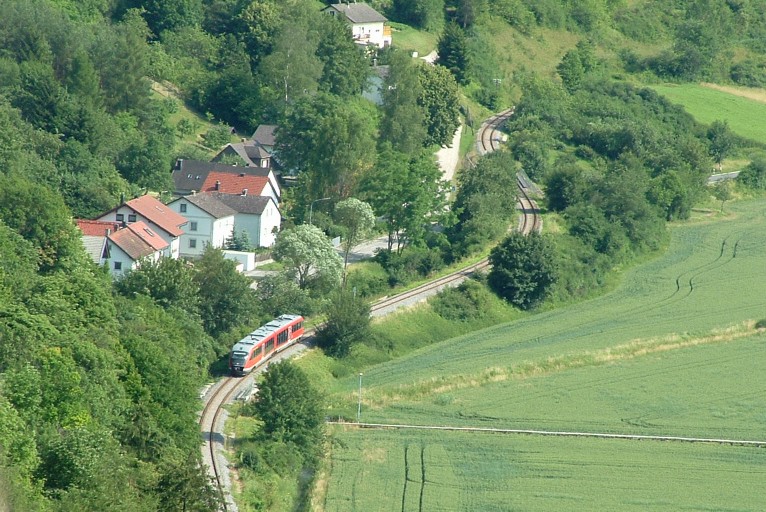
<box><xmin>652</xmin><ymin>83</ymin><xmax>766</xmax><ymax>143</ymax></box>
<box><xmin>324</xmin><ymin>429</ymin><xmax>766</xmax><ymax>511</ymax></box>
<box><xmin>320</xmin><ymin>198</ymin><xmax>766</xmax><ymax>508</ymax></box>
<box><xmin>389</xmin><ymin>22</ymin><xmax>437</xmax><ymax>56</ymax></box>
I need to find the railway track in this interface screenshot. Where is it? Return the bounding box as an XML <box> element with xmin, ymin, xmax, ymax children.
<box><xmin>200</xmin><ymin>107</ymin><xmax>541</xmax><ymax>509</ymax></box>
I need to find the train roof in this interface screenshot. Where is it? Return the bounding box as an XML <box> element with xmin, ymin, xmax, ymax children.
<box><xmin>231</xmin><ymin>314</ymin><xmax>302</xmax><ymax>353</ymax></box>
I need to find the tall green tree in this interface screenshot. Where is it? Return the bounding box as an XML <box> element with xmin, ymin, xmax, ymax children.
<box><xmin>436</xmin><ymin>22</ymin><xmax>470</xmax><ymax>84</ymax></box>
<box><xmin>317</xmin><ymin>16</ymin><xmax>371</xmax><ymax>97</ymax></box>
<box><xmin>488</xmin><ymin>232</ymin><xmax>559</xmax><ymax>310</ymax></box>
<box><xmin>707</xmin><ymin>119</ymin><xmax>735</xmax><ymax>171</ymax></box>
<box><xmin>276</xmin><ymin>93</ymin><xmax>377</xmax><ymax>200</ymax></box>
<box><xmin>379</xmin><ymin>50</ymin><xmax>426</xmax><ymax>155</ymax></box>
<box><xmin>360</xmin><ymin>147</ymin><xmax>446</xmax><ymax>252</ymax></box>
<box><xmin>257</xmin><ymin>2</ymin><xmax>322</xmax><ymax>104</ymax></box>
<box><xmin>252</xmin><ymin>361</ymin><xmax>324</xmax><ymax>458</ymax></box>
<box><xmin>334</xmin><ymin>198</ymin><xmax>376</xmax><ymax>278</ymax></box>
<box><xmin>315</xmin><ymin>290</ymin><xmax>371</xmax><ymax>357</ymax></box>
<box><xmin>417</xmin><ymin>63</ymin><xmax>461</xmax><ymax>147</ymax></box>
<box><xmin>193</xmin><ymin>246</ymin><xmax>259</xmax><ymax>337</ymax></box>
<box><xmin>392</xmin><ymin>0</ymin><xmax>444</xmax><ymax>31</ymax></box>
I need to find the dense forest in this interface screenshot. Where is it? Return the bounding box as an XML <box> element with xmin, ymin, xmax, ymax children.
<box><xmin>3</xmin><ymin>0</ymin><xmax>766</xmax><ymax>510</ymax></box>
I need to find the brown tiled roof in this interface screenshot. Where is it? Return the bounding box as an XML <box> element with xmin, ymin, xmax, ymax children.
<box><xmin>75</xmin><ymin>219</ymin><xmax>120</xmax><ymax>236</ymax></box>
<box><xmin>108</xmin><ymin>221</ymin><xmax>168</xmax><ymax>260</ymax></box>
<box><xmin>125</xmin><ymin>195</ymin><xmax>187</xmax><ymax>237</ymax></box>
<box><xmin>201</xmin><ymin>172</ymin><xmax>270</xmax><ymax>196</ymax></box>
<box><xmin>172</xmin><ymin>159</ymin><xmax>273</xmax><ymax>194</ymax></box>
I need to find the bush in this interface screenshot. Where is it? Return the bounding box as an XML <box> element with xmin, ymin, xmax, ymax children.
<box><xmin>431</xmin><ymin>279</ymin><xmax>492</xmax><ymax>322</ymax></box>
<box><xmin>373</xmin><ymin>247</ymin><xmax>444</xmax><ymax>287</ymax></box>
<box><xmin>345</xmin><ymin>262</ymin><xmax>389</xmax><ymax>298</ymax></box>
<box><xmin>755</xmin><ymin>319</ymin><xmax>766</xmax><ymax>330</ymax></box>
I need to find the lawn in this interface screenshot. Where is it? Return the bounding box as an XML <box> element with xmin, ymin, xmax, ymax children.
<box><xmin>318</xmin><ymin>198</ymin><xmax>766</xmax><ymax>509</ymax></box>
<box><xmin>652</xmin><ymin>83</ymin><xmax>766</xmax><ymax>143</ymax></box>
<box><xmin>389</xmin><ymin>22</ymin><xmax>438</xmax><ymax>56</ymax></box>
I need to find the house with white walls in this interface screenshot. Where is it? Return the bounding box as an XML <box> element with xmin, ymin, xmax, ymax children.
<box><xmin>167</xmin><ymin>193</ymin><xmax>237</xmax><ymax>258</ymax></box>
<box><xmin>323</xmin><ymin>3</ymin><xmax>392</xmax><ymax>48</ymax></box>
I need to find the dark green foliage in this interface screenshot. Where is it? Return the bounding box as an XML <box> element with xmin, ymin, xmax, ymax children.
<box><xmin>373</xmin><ymin>246</ymin><xmax>445</xmax><ymax>286</ymax></box>
<box><xmin>255</xmin><ymin>273</ymin><xmax>319</xmax><ymax>318</ymax></box>
<box><xmin>129</xmin><ymin>0</ymin><xmax>204</xmax><ymax>36</ymax></box>
<box><xmin>155</xmin><ymin>452</ymin><xmax>222</xmax><ymax>512</ymax></box>
<box><xmin>115</xmin><ymin>257</ymin><xmax>201</xmax><ymax>317</ymax></box>
<box><xmin>488</xmin><ymin>232</ymin><xmax>558</xmax><ymax>310</ymax></box>
<box><xmin>707</xmin><ymin>120</ymin><xmax>736</xmax><ymax>170</ymax></box>
<box><xmin>277</xmin><ymin>93</ymin><xmax>377</xmax><ymax>199</ymax></box>
<box><xmin>249</xmin><ymin>361</ymin><xmax>324</xmax><ymax>460</ymax></box>
<box><xmin>436</xmin><ymin>22</ymin><xmax>470</xmax><ymax>84</ymax></box>
<box><xmin>380</xmin><ymin>50</ymin><xmax>427</xmax><ymax>155</ymax></box>
<box><xmin>431</xmin><ymin>279</ymin><xmax>491</xmax><ymax>321</ymax></box>
<box><xmin>194</xmin><ymin>246</ymin><xmax>259</xmax><ymax>338</ymax></box>
<box><xmin>448</xmin><ymin>151</ymin><xmax>519</xmax><ymax>258</ymax></box>
<box><xmin>392</xmin><ymin>0</ymin><xmax>445</xmax><ymax>31</ymax></box>
<box><xmin>360</xmin><ymin>147</ymin><xmax>446</xmax><ymax>252</ymax></box>
<box><xmin>317</xmin><ymin>17</ymin><xmax>371</xmax><ymax>97</ymax></box>
<box><xmin>0</xmin><ymin>174</ymin><xmax>86</xmax><ymax>273</ymax></box>
<box><xmin>737</xmin><ymin>155</ymin><xmax>766</xmax><ymax>189</ymax></box>
<box><xmin>224</xmin><ymin>228</ymin><xmax>253</xmax><ymax>251</ymax></box>
<box><xmin>316</xmin><ymin>290</ymin><xmax>372</xmax><ymax>357</ymax></box>
<box><xmin>418</xmin><ymin>63</ymin><xmax>461</xmax><ymax>147</ymax></box>
<box><xmin>455</xmin><ymin>0</ymin><xmax>486</xmax><ymax>29</ymax></box>
<box><xmin>345</xmin><ymin>262</ymin><xmax>390</xmax><ymax>298</ymax></box>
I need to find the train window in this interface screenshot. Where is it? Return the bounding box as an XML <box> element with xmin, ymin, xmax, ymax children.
<box><xmin>277</xmin><ymin>330</ymin><xmax>288</xmax><ymax>345</ymax></box>
<box><xmin>265</xmin><ymin>338</ymin><xmax>274</xmax><ymax>353</ymax></box>
<box><xmin>291</xmin><ymin>322</ymin><xmax>302</xmax><ymax>333</ymax></box>
<box><xmin>253</xmin><ymin>346</ymin><xmax>262</xmax><ymax>359</ymax></box>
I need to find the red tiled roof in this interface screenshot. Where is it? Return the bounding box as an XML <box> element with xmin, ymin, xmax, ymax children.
<box><xmin>76</xmin><ymin>219</ymin><xmax>120</xmax><ymax>237</ymax></box>
<box><xmin>108</xmin><ymin>221</ymin><xmax>169</xmax><ymax>260</ymax></box>
<box><xmin>201</xmin><ymin>172</ymin><xmax>270</xmax><ymax>196</ymax></box>
<box><xmin>125</xmin><ymin>195</ymin><xmax>187</xmax><ymax>237</ymax></box>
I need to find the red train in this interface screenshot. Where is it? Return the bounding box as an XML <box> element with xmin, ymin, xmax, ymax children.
<box><xmin>229</xmin><ymin>314</ymin><xmax>305</xmax><ymax>376</ymax></box>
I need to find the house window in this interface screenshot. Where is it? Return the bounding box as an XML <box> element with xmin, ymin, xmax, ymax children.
<box><xmin>190</xmin><ymin>221</ymin><xmax>198</xmax><ymax>231</ymax></box>
<box><xmin>116</xmin><ymin>213</ymin><xmax>124</xmax><ymax>222</ymax></box>
<box><xmin>189</xmin><ymin>239</ymin><xmax>197</xmax><ymax>249</ymax></box>
<box><xmin>180</xmin><ymin>203</ymin><xmax>187</xmax><ymax>213</ymax></box>
<box><xmin>128</xmin><ymin>214</ymin><xmax>137</xmax><ymax>222</ymax></box>
<box><xmin>114</xmin><ymin>261</ymin><xmax>122</xmax><ymax>271</ymax></box>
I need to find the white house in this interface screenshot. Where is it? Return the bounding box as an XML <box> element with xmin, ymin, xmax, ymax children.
<box><xmin>75</xmin><ymin>219</ymin><xmax>120</xmax><ymax>266</ymax></box>
<box><xmin>323</xmin><ymin>3</ymin><xmax>392</xmax><ymax>48</ymax></box>
<box><xmin>172</xmin><ymin>159</ymin><xmax>281</xmax><ymax>202</ymax></box>
<box><xmin>97</xmin><ymin>195</ymin><xmax>187</xmax><ymax>259</ymax></box>
<box><xmin>105</xmin><ymin>221</ymin><xmax>169</xmax><ymax>278</ymax></box>
<box><xmin>167</xmin><ymin>194</ymin><xmax>237</xmax><ymax>258</ymax></box>
<box><xmin>207</xmin><ymin>192</ymin><xmax>281</xmax><ymax>248</ymax></box>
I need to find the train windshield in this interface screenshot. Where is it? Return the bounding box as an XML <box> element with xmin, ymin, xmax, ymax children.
<box><xmin>231</xmin><ymin>351</ymin><xmax>248</xmax><ymax>361</ymax></box>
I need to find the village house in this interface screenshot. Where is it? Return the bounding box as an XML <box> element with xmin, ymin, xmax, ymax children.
<box><xmin>172</xmin><ymin>159</ymin><xmax>281</xmax><ymax>201</ymax></box>
<box><xmin>104</xmin><ymin>221</ymin><xmax>170</xmax><ymax>278</ymax></box>
<box><xmin>96</xmin><ymin>195</ymin><xmax>188</xmax><ymax>259</ymax></box>
<box><xmin>323</xmin><ymin>2</ymin><xmax>392</xmax><ymax>48</ymax></box>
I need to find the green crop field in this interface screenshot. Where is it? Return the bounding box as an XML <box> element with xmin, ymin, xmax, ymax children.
<box><xmin>652</xmin><ymin>83</ymin><xmax>766</xmax><ymax>143</ymax></box>
<box><xmin>323</xmin><ymin>429</ymin><xmax>766</xmax><ymax>511</ymax></box>
<box><xmin>318</xmin><ymin>199</ymin><xmax>766</xmax><ymax>510</ymax></box>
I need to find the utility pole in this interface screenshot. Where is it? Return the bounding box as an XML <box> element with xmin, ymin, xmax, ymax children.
<box><xmin>357</xmin><ymin>373</ymin><xmax>363</xmax><ymax>423</ymax></box>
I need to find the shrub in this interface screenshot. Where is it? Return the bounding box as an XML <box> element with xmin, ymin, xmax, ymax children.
<box><xmin>431</xmin><ymin>279</ymin><xmax>492</xmax><ymax>322</ymax></box>
<box><xmin>345</xmin><ymin>262</ymin><xmax>389</xmax><ymax>298</ymax></box>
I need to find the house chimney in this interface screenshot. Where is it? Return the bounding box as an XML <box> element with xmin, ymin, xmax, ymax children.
<box><xmin>215</xmin><ymin>180</ymin><xmax>221</xmax><ymax>190</ymax></box>
<box><xmin>242</xmin><ymin>188</ymin><xmax>248</xmax><ymax>196</ymax></box>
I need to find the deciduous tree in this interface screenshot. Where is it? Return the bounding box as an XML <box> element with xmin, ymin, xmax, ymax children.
<box><xmin>334</xmin><ymin>198</ymin><xmax>376</xmax><ymax>278</ymax></box>
<box><xmin>488</xmin><ymin>232</ymin><xmax>558</xmax><ymax>310</ymax></box>
<box><xmin>251</xmin><ymin>361</ymin><xmax>324</xmax><ymax>458</ymax></box>
<box><xmin>272</xmin><ymin>224</ymin><xmax>343</xmax><ymax>290</ymax></box>
<box><xmin>417</xmin><ymin>63</ymin><xmax>461</xmax><ymax>147</ymax></box>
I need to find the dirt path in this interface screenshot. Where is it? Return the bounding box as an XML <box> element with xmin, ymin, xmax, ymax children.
<box><xmin>701</xmin><ymin>82</ymin><xmax>766</xmax><ymax>103</ymax></box>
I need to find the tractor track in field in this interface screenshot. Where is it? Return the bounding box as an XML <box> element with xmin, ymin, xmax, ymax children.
<box><xmin>329</xmin><ymin>421</ymin><xmax>766</xmax><ymax>448</ymax></box>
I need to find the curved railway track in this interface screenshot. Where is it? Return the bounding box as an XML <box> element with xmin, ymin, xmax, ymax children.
<box><xmin>200</xmin><ymin>107</ymin><xmax>541</xmax><ymax>509</ymax></box>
